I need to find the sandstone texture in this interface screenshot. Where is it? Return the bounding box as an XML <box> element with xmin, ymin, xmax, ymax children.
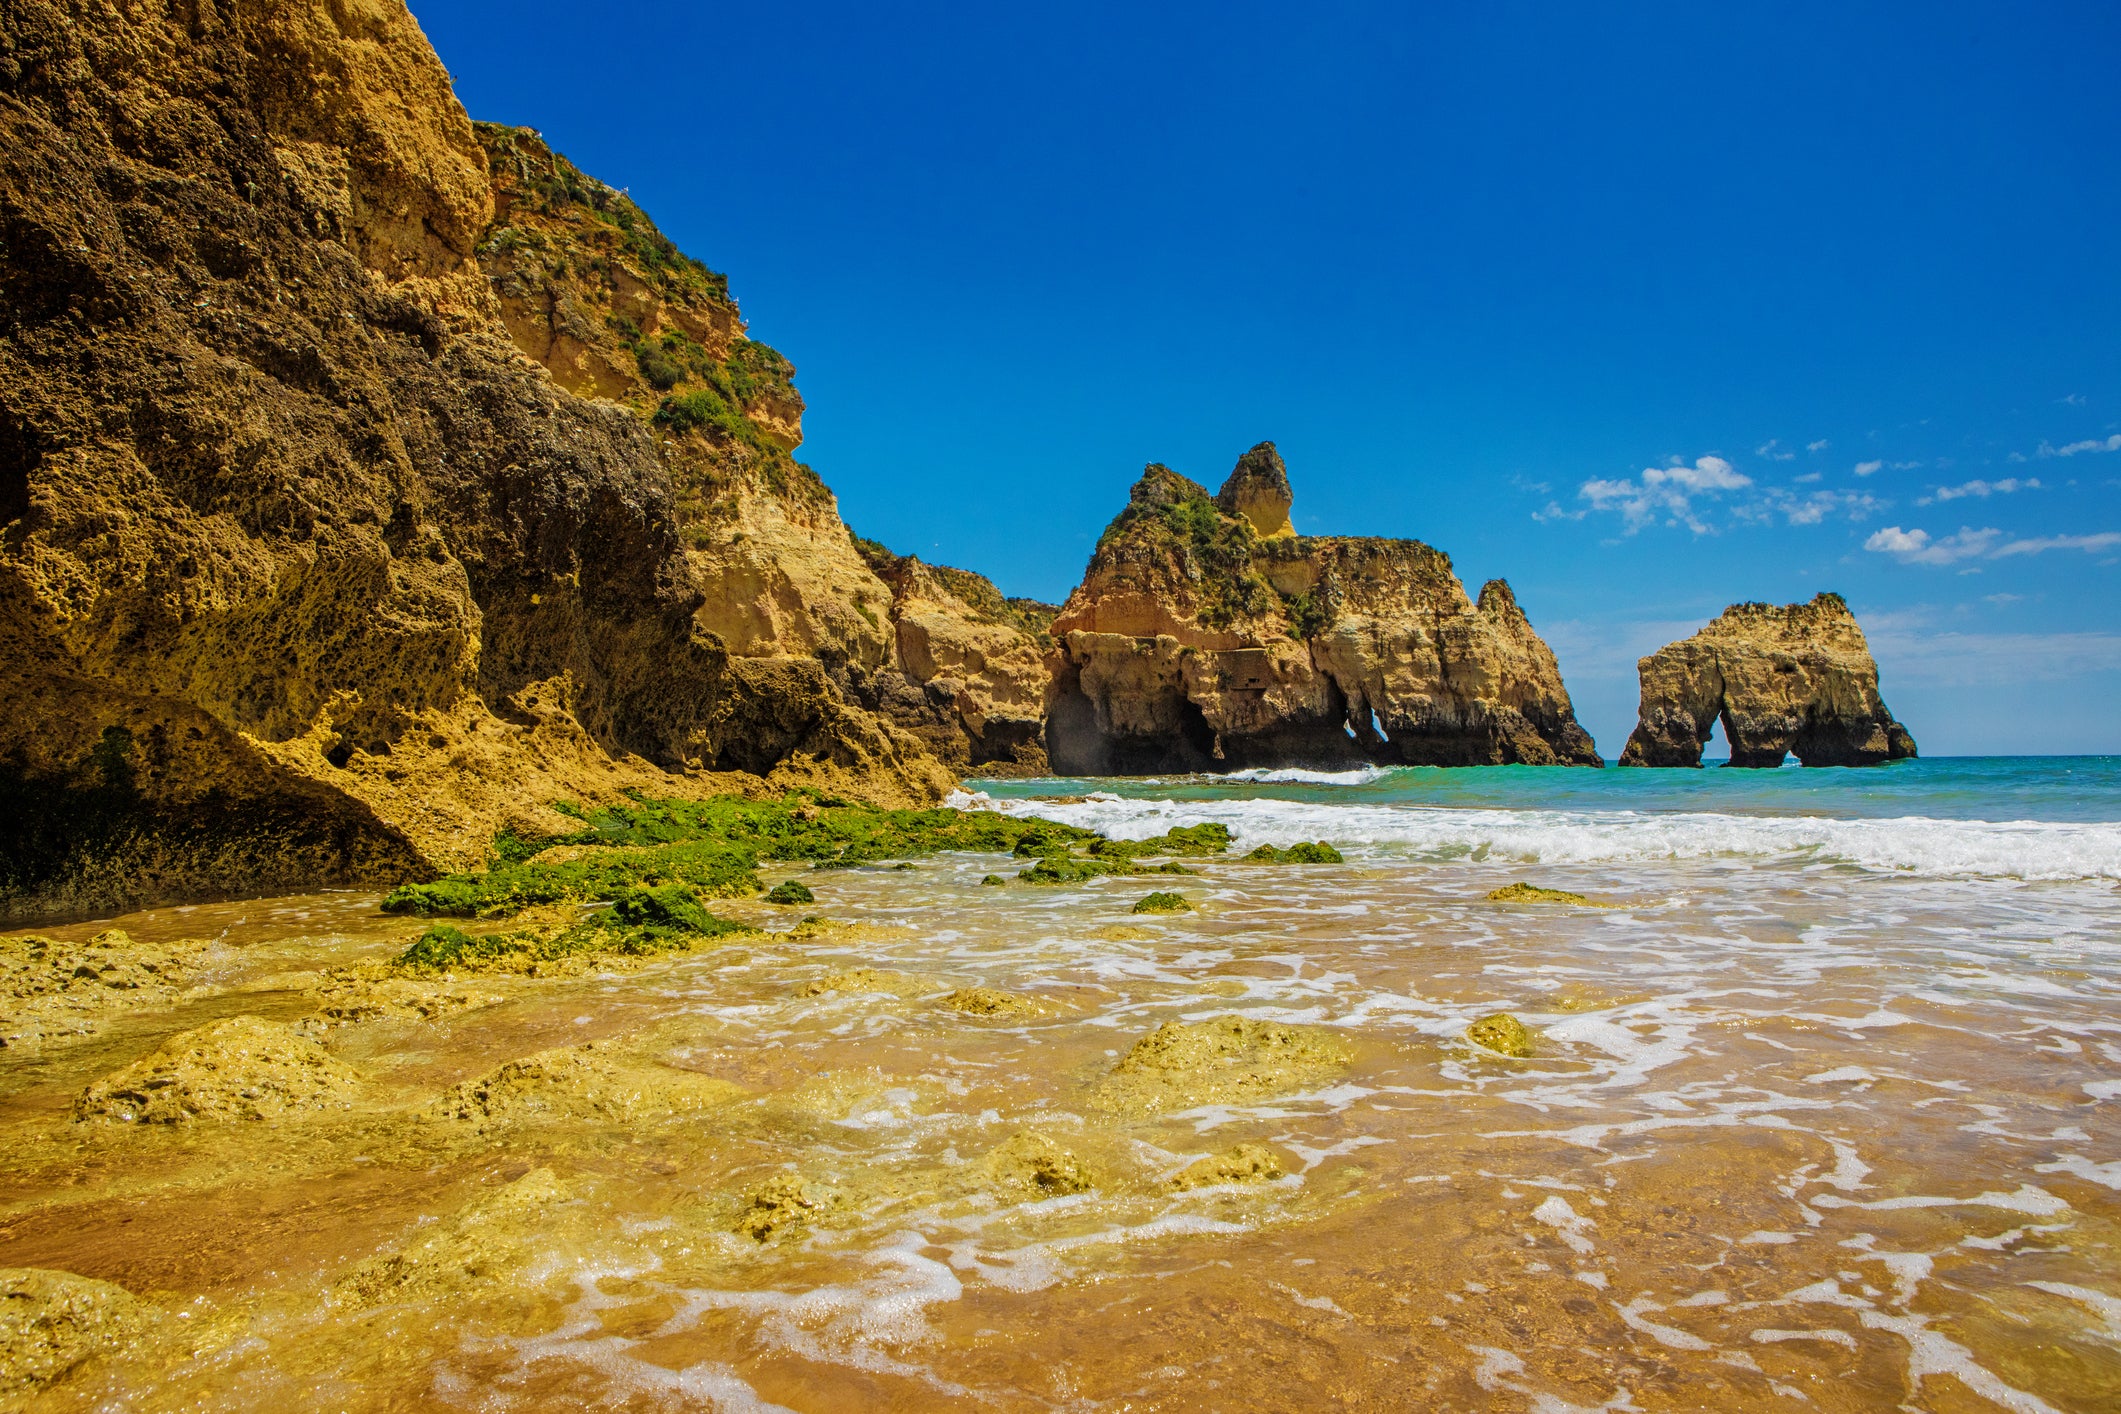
<box><xmin>1619</xmin><ymin>593</ymin><xmax>1918</xmax><ymax>768</ymax></box>
<box><xmin>73</xmin><ymin>1015</ymin><xmax>363</xmax><ymax>1123</ymax></box>
<box><xmin>1</xmin><ymin>928</ymin><xmax>204</xmax><ymax>1051</ymax></box>
<box><xmin>1046</xmin><ymin>445</ymin><xmax>1600</xmax><ymax>772</ymax></box>
<box><xmin>0</xmin><ymin>1266</ymin><xmax>143</xmax><ymax>1404</ymax></box>
<box><xmin>0</xmin><ymin>0</ymin><xmax>997</xmax><ymax>922</ymax></box>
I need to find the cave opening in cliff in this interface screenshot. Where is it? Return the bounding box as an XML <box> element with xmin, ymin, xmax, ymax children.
<box><xmin>1175</xmin><ymin>696</ymin><xmax>1219</xmax><ymax>769</ymax></box>
<box><xmin>0</xmin><ymin>410</ymin><xmax>39</xmax><ymax>528</ymax></box>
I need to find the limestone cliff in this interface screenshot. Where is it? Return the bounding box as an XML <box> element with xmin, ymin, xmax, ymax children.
<box><xmin>855</xmin><ymin>543</ymin><xmax>1055</xmax><ymax>775</ymax></box>
<box><xmin>0</xmin><ymin>0</ymin><xmax>954</xmax><ymax>920</ymax></box>
<box><xmin>1618</xmin><ymin>594</ymin><xmax>1918</xmax><ymax>768</ymax></box>
<box><xmin>1046</xmin><ymin>445</ymin><xmax>1600</xmax><ymax>772</ymax></box>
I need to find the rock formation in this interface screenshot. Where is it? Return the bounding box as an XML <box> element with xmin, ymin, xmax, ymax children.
<box><xmin>0</xmin><ymin>0</ymin><xmax>1042</xmax><ymax>919</ymax></box>
<box><xmin>1045</xmin><ymin>445</ymin><xmax>1600</xmax><ymax>772</ymax></box>
<box><xmin>1618</xmin><ymin>594</ymin><xmax>1917</xmax><ymax>768</ymax></box>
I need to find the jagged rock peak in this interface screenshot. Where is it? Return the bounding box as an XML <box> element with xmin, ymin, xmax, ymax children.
<box><xmin>1619</xmin><ymin>592</ymin><xmax>1918</xmax><ymax>769</ymax></box>
<box><xmin>1046</xmin><ymin>444</ymin><xmax>1600</xmax><ymax>773</ymax></box>
<box><xmin>1214</xmin><ymin>442</ymin><xmax>1295</xmax><ymax>538</ymax></box>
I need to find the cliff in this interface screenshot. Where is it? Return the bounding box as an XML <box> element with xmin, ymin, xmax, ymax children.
<box><xmin>1045</xmin><ymin>444</ymin><xmax>1600</xmax><ymax>772</ymax></box>
<box><xmin>0</xmin><ymin>0</ymin><xmax>973</xmax><ymax>920</ymax></box>
<box><xmin>1618</xmin><ymin>594</ymin><xmax>1918</xmax><ymax>768</ymax></box>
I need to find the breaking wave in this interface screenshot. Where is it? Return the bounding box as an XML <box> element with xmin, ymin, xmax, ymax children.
<box><xmin>948</xmin><ymin>790</ymin><xmax>2121</xmax><ymax>882</ymax></box>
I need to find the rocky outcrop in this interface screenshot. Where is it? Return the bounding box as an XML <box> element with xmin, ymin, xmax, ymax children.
<box><xmin>0</xmin><ymin>0</ymin><xmax>954</xmax><ymax>920</ymax></box>
<box><xmin>855</xmin><ymin>545</ymin><xmax>1055</xmax><ymax>775</ymax></box>
<box><xmin>1618</xmin><ymin>594</ymin><xmax>1917</xmax><ymax>768</ymax></box>
<box><xmin>1045</xmin><ymin>444</ymin><xmax>1600</xmax><ymax>773</ymax></box>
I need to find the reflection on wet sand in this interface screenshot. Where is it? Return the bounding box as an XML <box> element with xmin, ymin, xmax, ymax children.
<box><xmin>3</xmin><ymin>850</ymin><xmax>2118</xmax><ymax>1410</ymax></box>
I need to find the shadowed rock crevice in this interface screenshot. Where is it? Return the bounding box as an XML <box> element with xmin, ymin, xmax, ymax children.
<box><xmin>1619</xmin><ymin>593</ymin><xmax>1917</xmax><ymax>768</ymax></box>
<box><xmin>1045</xmin><ymin>443</ymin><xmax>1600</xmax><ymax>773</ymax></box>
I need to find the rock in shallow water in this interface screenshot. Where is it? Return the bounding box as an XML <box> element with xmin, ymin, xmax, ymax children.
<box><xmin>73</xmin><ymin>1015</ymin><xmax>363</xmax><ymax>1124</ymax></box>
<box><xmin>1096</xmin><ymin>1016</ymin><xmax>1353</xmax><ymax>1115</ymax></box>
<box><xmin>0</xmin><ymin>1266</ymin><xmax>144</xmax><ymax>1402</ymax></box>
<box><xmin>1467</xmin><ymin>1013</ymin><xmax>1535</xmax><ymax>1058</ymax></box>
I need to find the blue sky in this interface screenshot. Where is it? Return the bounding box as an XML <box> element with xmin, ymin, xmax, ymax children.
<box><xmin>419</xmin><ymin>1</ymin><xmax>2121</xmax><ymax>756</ymax></box>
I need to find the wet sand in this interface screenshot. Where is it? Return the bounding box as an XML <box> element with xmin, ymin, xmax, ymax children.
<box><xmin>3</xmin><ymin>849</ymin><xmax>2118</xmax><ymax>1410</ymax></box>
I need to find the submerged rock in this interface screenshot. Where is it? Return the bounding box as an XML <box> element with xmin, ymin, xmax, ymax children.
<box><xmin>736</xmin><ymin>1174</ymin><xmax>841</xmax><ymax>1241</ymax></box>
<box><xmin>937</xmin><ymin>987</ymin><xmax>1041</xmax><ymax>1018</ymax></box>
<box><xmin>1096</xmin><ymin>1016</ymin><xmax>1353</xmax><ymax>1115</ymax></box>
<box><xmin>1486</xmin><ymin>882</ymin><xmax>1595</xmax><ymax>905</ymax></box>
<box><xmin>1467</xmin><ymin>1013</ymin><xmax>1535</xmax><ymax>1058</ymax></box>
<box><xmin>1619</xmin><ymin>594</ymin><xmax>1917</xmax><ymax>768</ymax></box>
<box><xmin>764</xmin><ymin>880</ymin><xmax>816</xmax><ymax>906</ymax></box>
<box><xmin>303</xmin><ymin>973</ymin><xmax>503</xmax><ymax>1028</ymax></box>
<box><xmin>982</xmin><ymin>1130</ymin><xmax>1096</xmax><ymax>1196</ymax></box>
<box><xmin>428</xmin><ymin>1043</ymin><xmax>742</xmax><ymax>1128</ymax></box>
<box><xmin>0</xmin><ymin>930</ymin><xmax>205</xmax><ymax>1051</ymax></box>
<box><xmin>1045</xmin><ymin>445</ymin><xmax>1601</xmax><ymax>773</ymax></box>
<box><xmin>797</xmin><ymin>968</ymin><xmax>928</xmax><ymax>998</ymax></box>
<box><xmin>73</xmin><ymin>1016</ymin><xmax>363</xmax><ymax>1124</ymax></box>
<box><xmin>335</xmin><ymin>1168</ymin><xmax>571</xmax><ymax>1309</ymax></box>
<box><xmin>1167</xmin><ymin>1142</ymin><xmax>1287</xmax><ymax>1191</ymax></box>
<box><xmin>0</xmin><ymin>1267</ymin><xmax>144</xmax><ymax>1403</ymax></box>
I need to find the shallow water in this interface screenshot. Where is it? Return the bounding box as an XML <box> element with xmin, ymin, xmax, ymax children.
<box><xmin>4</xmin><ymin>758</ymin><xmax>2119</xmax><ymax>1410</ymax></box>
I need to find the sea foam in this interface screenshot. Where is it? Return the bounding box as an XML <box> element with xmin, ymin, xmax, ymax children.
<box><xmin>948</xmin><ymin>790</ymin><xmax>2121</xmax><ymax>881</ymax></box>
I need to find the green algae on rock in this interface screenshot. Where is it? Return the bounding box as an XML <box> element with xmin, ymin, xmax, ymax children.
<box><xmin>73</xmin><ymin>1016</ymin><xmax>364</xmax><ymax>1124</ymax></box>
<box><xmin>764</xmin><ymin>880</ymin><xmax>815</xmax><ymax>905</ymax></box>
<box><xmin>980</xmin><ymin>874</ymin><xmax>1006</xmax><ymax>886</ymax></box>
<box><xmin>1467</xmin><ymin>1012</ymin><xmax>1535</xmax><ymax>1057</ymax></box>
<box><xmin>1487</xmin><ymin>882</ymin><xmax>1596</xmax><ymax>905</ymax></box>
<box><xmin>1244</xmin><ymin>841</ymin><xmax>1344</xmax><ymax>864</ymax></box>
<box><xmin>1131</xmin><ymin>892</ymin><xmax>1194</xmax><ymax>914</ymax></box>
<box><xmin>384</xmin><ymin>795</ymin><xmax>1100</xmax><ymax>918</ymax></box>
<box><xmin>1096</xmin><ymin>1016</ymin><xmax>1354</xmax><ymax>1115</ymax></box>
<box><xmin>0</xmin><ymin>1266</ymin><xmax>145</xmax><ymax>1404</ymax></box>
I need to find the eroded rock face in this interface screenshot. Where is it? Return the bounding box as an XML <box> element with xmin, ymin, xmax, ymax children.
<box><xmin>0</xmin><ymin>0</ymin><xmax>950</xmax><ymax>920</ymax></box>
<box><xmin>1046</xmin><ymin>444</ymin><xmax>1600</xmax><ymax>772</ymax></box>
<box><xmin>1618</xmin><ymin>594</ymin><xmax>1917</xmax><ymax>768</ymax></box>
<box><xmin>855</xmin><ymin>547</ymin><xmax>1055</xmax><ymax>775</ymax></box>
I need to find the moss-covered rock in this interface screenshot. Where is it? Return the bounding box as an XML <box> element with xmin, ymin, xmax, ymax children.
<box><xmin>1244</xmin><ymin>841</ymin><xmax>1344</xmax><ymax>864</ymax></box>
<box><xmin>1467</xmin><ymin>1012</ymin><xmax>1535</xmax><ymax>1057</ymax></box>
<box><xmin>1487</xmin><ymin>882</ymin><xmax>1595</xmax><ymax>905</ymax></box>
<box><xmin>979</xmin><ymin>874</ymin><xmax>1006</xmax><ymax>886</ymax></box>
<box><xmin>763</xmin><ymin>880</ymin><xmax>815</xmax><ymax>905</ymax></box>
<box><xmin>1131</xmin><ymin>891</ymin><xmax>1194</xmax><ymax>914</ymax></box>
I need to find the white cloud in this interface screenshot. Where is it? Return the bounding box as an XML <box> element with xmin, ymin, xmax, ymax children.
<box><xmin>2057</xmin><ymin>393</ymin><xmax>2086</xmax><ymax>407</ymax></box>
<box><xmin>1867</xmin><ymin>524</ymin><xmax>2121</xmax><ymax>566</ymax></box>
<box><xmin>1863</xmin><ymin>525</ymin><xmax>2002</xmax><ymax>564</ymax></box>
<box><xmin>1865</xmin><ymin>628</ymin><xmax>2121</xmax><ymax>685</ymax></box>
<box><xmin>1794</xmin><ymin>471</ymin><xmax>1822</xmax><ymax>484</ymax></box>
<box><xmin>1532</xmin><ymin>500</ymin><xmax>1587</xmax><ymax>523</ymax></box>
<box><xmin>1806</xmin><ymin>439</ymin><xmax>1830</xmax><ymax>453</ymax></box>
<box><xmin>2040</xmin><ymin>434</ymin><xmax>2121</xmax><ymax>458</ymax></box>
<box><xmin>1990</xmin><ymin>531</ymin><xmax>2121</xmax><ymax>558</ymax></box>
<box><xmin>1578</xmin><ymin>456</ymin><xmax>1752</xmax><ymax>534</ymax></box>
<box><xmin>1982</xmin><ymin>593</ymin><xmax>2023</xmax><ymax>605</ymax></box>
<box><xmin>1756</xmin><ymin>439</ymin><xmax>1796</xmax><ymax>461</ymax></box>
<box><xmin>1920</xmin><ymin>477</ymin><xmax>2041</xmax><ymax>505</ymax></box>
<box><xmin>1853</xmin><ymin>459</ymin><xmax>1883</xmax><ymax>477</ymax></box>
<box><xmin>1770</xmin><ymin>488</ymin><xmax>1886</xmax><ymax>526</ymax></box>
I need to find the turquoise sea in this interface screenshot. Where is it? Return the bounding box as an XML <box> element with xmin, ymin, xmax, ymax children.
<box><xmin>965</xmin><ymin>755</ymin><xmax>2121</xmax><ymax>881</ymax></box>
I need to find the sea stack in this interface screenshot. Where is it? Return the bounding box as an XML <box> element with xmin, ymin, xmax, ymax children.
<box><xmin>1619</xmin><ymin>593</ymin><xmax>1917</xmax><ymax>768</ymax></box>
<box><xmin>1044</xmin><ymin>443</ymin><xmax>1600</xmax><ymax>773</ymax></box>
